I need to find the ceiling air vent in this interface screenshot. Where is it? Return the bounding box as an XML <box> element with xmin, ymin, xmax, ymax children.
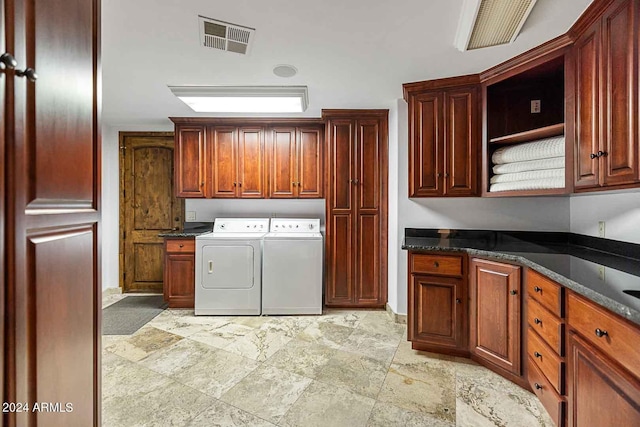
<box><xmin>455</xmin><ymin>0</ymin><xmax>538</xmax><ymax>51</ymax></box>
<box><xmin>199</xmin><ymin>16</ymin><xmax>255</xmax><ymax>55</ymax></box>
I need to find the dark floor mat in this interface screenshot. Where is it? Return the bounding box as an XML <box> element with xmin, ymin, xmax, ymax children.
<box><xmin>102</xmin><ymin>295</ymin><xmax>168</xmax><ymax>335</ymax></box>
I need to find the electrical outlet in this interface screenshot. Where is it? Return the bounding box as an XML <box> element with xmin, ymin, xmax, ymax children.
<box><xmin>598</xmin><ymin>221</ymin><xmax>605</xmax><ymax>238</ymax></box>
<box><xmin>531</xmin><ymin>100</ymin><xmax>541</xmax><ymax>113</ymax></box>
<box><xmin>186</xmin><ymin>211</ymin><xmax>196</xmax><ymax>221</ymax></box>
<box><xmin>598</xmin><ymin>266</ymin><xmax>605</xmax><ymax>281</ymax></box>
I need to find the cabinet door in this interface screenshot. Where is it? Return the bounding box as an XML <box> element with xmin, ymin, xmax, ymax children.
<box><xmin>409</xmin><ymin>92</ymin><xmax>443</xmax><ymax>196</ymax></box>
<box><xmin>175</xmin><ymin>126</ymin><xmax>206</xmax><ymax>197</ymax></box>
<box><xmin>326</xmin><ymin>119</ymin><xmax>355</xmax><ymax>305</ymax></box>
<box><xmin>574</xmin><ymin>20</ymin><xmax>601</xmax><ymax>189</ymax></box>
<box><xmin>297</xmin><ymin>127</ymin><xmax>323</xmax><ymax>198</ymax></box>
<box><xmin>567</xmin><ymin>331</ymin><xmax>640</xmax><ymax>427</ymax></box>
<box><xmin>269</xmin><ymin>127</ymin><xmax>296</xmax><ymax>198</ymax></box>
<box><xmin>355</xmin><ymin>119</ymin><xmax>383</xmax><ymax>305</ymax></box>
<box><xmin>237</xmin><ymin>127</ymin><xmax>265</xmax><ymax>198</ymax></box>
<box><xmin>601</xmin><ymin>0</ymin><xmax>638</xmax><ymax>186</ymax></box>
<box><xmin>210</xmin><ymin>126</ymin><xmax>238</xmax><ymax>198</ymax></box>
<box><xmin>409</xmin><ymin>275</ymin><xmax>466</xmax><ymax>351</ymax></box>
<box><xmin>470</xmin><ymin>259</ymin><xmax>522</xmax><ymax>375</ymax></box>
<box><xmin>163</xmin><ymin>249</ymin><xmax>195</xmax><ymax>308</ymax></box>
<box><xmin>444</xmin><ymin>87</ymin><xmax>478</xmax><ymax>196</ymax></box>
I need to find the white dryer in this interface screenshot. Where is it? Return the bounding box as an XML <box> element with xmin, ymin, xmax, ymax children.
<box><xmin>195</xmin><ymin>218</ymin><xmax>269</xmax><ymax>315</ymax></box>
<box><xmin>262</xmin><ymin>218</ymin><xmax>323</xmax><ymax>315</ymax></box>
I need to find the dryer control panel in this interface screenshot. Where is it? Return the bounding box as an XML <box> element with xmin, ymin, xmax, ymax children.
<box><xmin>213</xmin><ymin>218</ymin><xmax>270</xmax><ymax>233</ymax></box>
<box><xmin>270</xmin><ymin>218</ymin><xmax>320</xmax><ymax>233</ymax></box>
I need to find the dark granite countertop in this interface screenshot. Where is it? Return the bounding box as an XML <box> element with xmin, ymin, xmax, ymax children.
<box><xmin>403</xmin><ymin>229</ymin><xmax>640</xmax><ymax>326</ymax></box>
<box><xmin>158</xmin><ymin>222</ymin><xmax>213</xmax><ymax>238</ymax></box>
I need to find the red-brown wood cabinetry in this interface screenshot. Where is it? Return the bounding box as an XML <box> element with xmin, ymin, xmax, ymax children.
<box><xmin>324</xmin><ymin>110</ymin><xmax>388</xmax><ymax>307</ymax></box>
<box><xmin>163</xmin><ymin>238</ymin><xmax>195</xmax><ymax>308</ymax></box>
<box><xmin>175</xmin><ymin>125</ymin><xmax>207</xmax><ymax>197</ymax></box>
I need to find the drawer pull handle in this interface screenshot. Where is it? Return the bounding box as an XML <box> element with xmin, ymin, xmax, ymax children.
<box><xmin>534</xmin><ymin>318</ymin><xmax>542</xmax><ymax>325</ymax></box>
<box><xmin>590</xmin><ymin>153</ymin><xmax>597</xmax><ymax>159</ymax></box>
<box><xmin>595</xmin><ymin>328</ymin><xmax>608</xmax><ymax>338</ymax></box>
<box><xmin>534</xmin><ymin>286</ymin><xmax>542</xmax><ymax>293</ymax></box>
<box><xmin>510</xmin><ymin>289</ymin><xmax>517</xmax><ymax>296</ymax></box>
<box><xmin>433</xmin><ymin>261</ymin><xmax>439</xmax><ymax>268</ymax></box>
<box><xmin>208</xmin><ymin>261</ymin><xmax>213</xmax><ymax>274</ymax></box>
<box><xmin>534</xmin><ymin>351</ymin><xmax>542</xmax><ymax>358</ymax></box>
<box><xmin>534</xmin><ymin>383</ymin><xmax>542</xmax><ymax>390</ymax></box>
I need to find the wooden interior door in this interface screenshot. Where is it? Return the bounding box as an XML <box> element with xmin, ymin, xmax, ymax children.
<box><xmin>121</xmin><ymin>133</ymin><xmax>183</xmax><ymax>292</ymax></box>
<box><xmin>326</xmin><ymin>119</ymin><xmax>355</xmax><ymax>305</ymax></box>
<box><xmin>6</xmin><ymin>0</ymin><xmax>101</xmax><ymax>424</ymax></box>
<box><xmin>355</xmin><ymin>119</ymin><xmax>382</xmax><ymax>305</ymax></box>
<box><xmin>470</xmin><ymin>258</ymin><xmax>522</xmax><ymax>375</ymax></box>
<box><xmin>409</xmin><ymin>92</ymin><xmax>443</xmax><ymax>196</ymax></box>
<box><xmin>269</xmin><ymin>127</ymin><xmax>296</xmax><ymax>198</ymax></box>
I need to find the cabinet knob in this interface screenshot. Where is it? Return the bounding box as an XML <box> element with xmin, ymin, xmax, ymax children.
<box><xmin>233</xmin><ymin>182</ymin><xmax>237</xmax><ymax>187</ymax></box>
<box><xmin>200</xmin><ymin>181</ymin><xmax>204</xmax><ymax>187</ymax></box>
<box><xmin>534</xmin><ymin>286</ymin><xmax>542</xmax><ymax>293</ymax></box>
<box><xmin>15</xmin><ymin>67</ymin><xmax>38</xmax><ymax>82</ymax></box>
<box><xmin>534</xmin><ymin>383</ymin><xmax>542</xmax><ymax>390</ymax></box>
<box><xmin>510</xmin><ymin>289</ymin><xmax>517</xmax><ymax>296</ymax></box>
<box><xmin>433</xmin><ymin>261</ymin><xmax>439</xmax><ymax>268</ymax></box>
<box><xmin>238</xmin><ymin>182</ymin><xmax>242</xmax><ymax>187</ymax></box>
<box><xmin>590</xmin><ymin>153</ymin><xmax>597</xmax><ymax>159</ymax></box>
<box><xmin>436</xmin><ymin>173</ymin><xmax>442</xmax><ymax>178</ymax></box>
<box><xmin>534</xmin><ymin>318</ymin><xmax>542</xmax><ymax>325</ymax></box>
<box><xmin>534</xmin><ymin>351</ymin><xmax>542</xmax><ymax>358</ymax></box>
<box><xmin>292</xmin><ymin>182</ymin><xmax>296</xmax><ymax>187</ymax></box>
<box><xmin>597</xmin><ymin>150</ymin><xmax>607</xmax><ymax>157</ymax></box>
<box><xmin>595</xmin><ymin>328</ymin><xmax>608</xmax><ymax>338</ymax></box>
<box><xmin>456</xmin><ymin>298</ymin><xmax>461</xmax><ymax>304</ymax></box>
<box><xmin>444</xmin><ymin>173</ymin><xmax>449</xmax><ymax>178</ymax></box>
<box><xmin>0</xmin><ymin>52</ymin><xmax>17</xmax><ymax>69</ymax></box>
<box><xmin>353</xmin><ymin>179</ymin><xmax>359</xmax><ymax>185</ymax></box>
<box><xmin>179</xmin><ymin>244</ymin><xmax>184</xmax><ymax>248</ymax></box>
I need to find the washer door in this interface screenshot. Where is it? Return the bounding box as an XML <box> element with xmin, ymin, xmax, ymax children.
<box><xmin>200</xmin><ymin>244</ymin><xmax>254</xmax><ymax>289</ymax></box>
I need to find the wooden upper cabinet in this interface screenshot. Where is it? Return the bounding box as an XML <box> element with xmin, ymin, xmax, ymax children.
<box><xmin>237</xmin><ymin>127</ymin><xmax>265</xmax><ymax>198</ymax></box>
<box><xmin>409</xmin><ymin>92</ymin><xmax>442</xmax><ymax>196</ymax></box>
<box><xmin>444</xmin><ymin>87</ymin><xmax>478</xmax><ymax>196</ymax></box>
<box><xmin>210</xmin><ymin>126</ymin><xmax>238</xmax><ymax>198</ymax></box>
<box><xmin>470</xmin><ymin>258</ymin><xmax>522</xmax><ymax>376</ymax></box>
<box><xmin>573</xmin><ymin>0</ymin><xmax>639</xmax><ymax>190</ymax></box>
<box><xmin>405</xmin><ymin>77</ymin><xmax>479</xmax><ymax>197</ymax></box>
<box><xmin>268</xmin><ymin>126</ymin><xmax>323</xmax><ymax>198</ymax></box>
<box><xmin>175</xmin><ymin>126</ymin><xmax>206</xmax><ymax>197</ymax></box>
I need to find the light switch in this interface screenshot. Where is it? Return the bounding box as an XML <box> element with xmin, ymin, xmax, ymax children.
<box><xmin>531</xmin><ymin>100</ymin><xmax>541</xmax><ymax>113</ymax></box>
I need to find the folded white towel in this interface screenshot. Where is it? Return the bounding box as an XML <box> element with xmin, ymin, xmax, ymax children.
<box><xmin>492</xmin><ymin>156</ymin><xmax>565</xmax><ymax>174</ymax></box>
<box><xmin>489</xmin><ymin>177</ymin><xmax>565</xmax><ymax>192</ymax></box>
<box><xmin>492</xmin><ymin>136</ymin><xmax>565</xmax><ymax>164</ymax></box>
<box><xmin>490</xmin><ymin>168</ymin><xmax>564</xmax><ymax>184</ymax></box>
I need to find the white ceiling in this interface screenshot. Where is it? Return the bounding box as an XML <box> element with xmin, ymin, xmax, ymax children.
<box><xmin>101</xmin><ymin>0</ymin><xmax>593</xmax><ymax>127</ymax></box>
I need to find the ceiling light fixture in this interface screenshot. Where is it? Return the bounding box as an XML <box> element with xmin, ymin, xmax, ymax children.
<box><xmin>455</xmin><ymin>0</ymin><xmax>538</xmax><ymax>51</ymax></box>
<box><xmin>168</xmin><ymin>85</ymin><xmax>309</xmax><ymax>113</ymax></box>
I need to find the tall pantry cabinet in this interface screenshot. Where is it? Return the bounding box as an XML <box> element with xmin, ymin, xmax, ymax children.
<box><xmin>323</xmin><ymin>110</ymin><xmax>388</xmax><ymax>307</ymax></box>
<box><xmin>1</xmin><ymin>0</ymin><xmax>102</xmax><ymax>425</ymax></box>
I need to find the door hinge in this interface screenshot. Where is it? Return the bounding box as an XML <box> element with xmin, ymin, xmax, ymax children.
<box><xmin>123</xmin><ymin>231</ymin><xmax>126</xmax><ymax>240</ymax></box>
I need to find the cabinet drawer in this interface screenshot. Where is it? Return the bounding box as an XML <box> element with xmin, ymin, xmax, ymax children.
<box><xmin>528</xmin><ymin>327</ymin><xmax>564</xmax><ymax>394</ymax></box>
<box><xmin>567</xmin><ymin>292</ymin><xmax>640</xmax><ymax>379</ymax></box>
<box><xmin>411</xmin><ymin>253</ymin><xmax>462</xmax><ymax>276</ymax></box>
<box><xmin>528</xmin><ymin>356</ymin><xmax>564</xmax><ymax>427</ymax></box>
<box><xmin>527</xmin><ymin>269</ymin><xmax>563</xmax><ymax>317</ymax></box>
<box><xmin>165</xmin><ymin>239</ymin><xmax>195</xmax><ymax>253</ymax></box>
<box><xmin>528</xmin><ymin>297</ymin><xmax>564</xmax><ymax>356</ymax></box>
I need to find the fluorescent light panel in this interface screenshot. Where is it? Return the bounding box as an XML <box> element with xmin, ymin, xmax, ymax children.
<box><xmin>455</xmin><ymin>0</ymin><xmax>538</xmax><ymax>51</ymax></box>
<box><xmin>169</xmin><ymin>85</ymin><xmax>308</xmax><ymax>113</ymax></box>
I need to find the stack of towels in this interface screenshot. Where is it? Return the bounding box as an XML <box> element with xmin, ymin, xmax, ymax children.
<box><xmin>490</xmin><ymin>135</ymin><xmax>565</xmax><ymax>192</ymax></box>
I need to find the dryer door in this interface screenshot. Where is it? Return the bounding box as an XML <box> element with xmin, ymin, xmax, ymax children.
<box><xmin>200</xmin><ymin>244</ymin><xmax>255</xmax><ymax>289</ymax></box>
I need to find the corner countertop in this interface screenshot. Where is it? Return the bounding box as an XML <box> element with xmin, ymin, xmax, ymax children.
<box><xmin>158</xmin><ymin>222</ymin><xmax>213</xmax><ymax>238</ymax></box>
<box><xmin>402</xmin><ymin>229</ymin><xmax>640</xmax><ymax>326</ymax></box>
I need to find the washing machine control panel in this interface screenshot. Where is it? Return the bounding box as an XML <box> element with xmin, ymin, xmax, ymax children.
<box><xmin>270</xmin><ymin>218</ymin><xmax>320</xmax><ymax>233</ymax></box>
<box><xmin>213</xmin><ymin>218</ymin><xmax>270</xmax><ymax>233</ymax></box>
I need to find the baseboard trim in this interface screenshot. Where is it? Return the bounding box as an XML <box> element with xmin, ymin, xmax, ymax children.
<box><xmin>102</xmin><ymin>287</ymin><xmax>122</xmax><ymax>298</ymax></box>
<box><xmin>385</xmin><ymin>303</ymin><xmax>407</xmax><ymax>324</ymax></box>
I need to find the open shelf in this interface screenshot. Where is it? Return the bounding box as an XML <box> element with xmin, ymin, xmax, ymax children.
<box><xmin>489</xmin><ymin>123</ymin><xmax>564</xmax><ymax>145</ymax></box>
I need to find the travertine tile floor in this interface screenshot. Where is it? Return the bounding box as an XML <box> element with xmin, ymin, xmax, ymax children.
<box><xmin>102</xmin><ymin>304</ymin><xmax>553</xmax><ymax>427</ymax></box>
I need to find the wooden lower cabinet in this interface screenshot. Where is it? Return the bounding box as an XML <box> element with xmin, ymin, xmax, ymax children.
<box><xmin>163</xmin><ymin>238</ymin><xmax>195</xmax><ymax>308</ymax></box>
<box><xmin>409</xmin><ymin>274</ymin><xmax>468</xmax><ymax>355</ymax></box>
<box><xmin>567</xmin><ymin>331</ymin><xmax>640</xmax><ymax>427</ymax></box>
<box><xmin>469</xmin><ymin>258</ymin><xmax>522</xmax><ymax>376</ymax></box>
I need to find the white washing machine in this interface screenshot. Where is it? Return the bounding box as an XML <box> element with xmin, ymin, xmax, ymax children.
<box><xmin>262</xmin><ymin>218</ymin><xmax>323</xmax><ymax>315</ymax></box>
<box><xmin>195</xmin><ymin>218</ymin><xmax>269</xmax><ymax>315</ymax></box>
